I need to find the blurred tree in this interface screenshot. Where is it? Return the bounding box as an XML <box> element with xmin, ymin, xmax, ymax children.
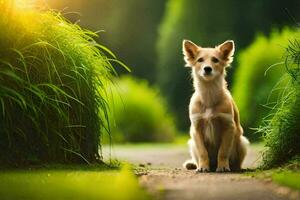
<box><xmin>44</xmin><ymin>0</ymin><xmax>166</xmax><ymax>82</ymax></box>
<box><xmin>157</xmin><ymin>0</ymin><xmax>300</xmax><ymax>130</ymax></box>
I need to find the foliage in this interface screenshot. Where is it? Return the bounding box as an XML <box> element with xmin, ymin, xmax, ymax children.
<box><xmin>272</xmin><ymin>171</ymin><xmax>300</xmax><ymax>190</ymax></box>
<box><xmin>0</xmin><ymin>165</ymin><xmax>150</xmax><ymax>200</ymax></box>
<box><xmin>107</xmin><ymin>76</ymin><xmax>176</xmax><ymax>143</ymax></box>
<box><xmin>260</xmin><ymin>36</ymin><xmax>300</xmax><ymax>168</ymax></box>
<box><xmin>250</xmin><ymin>164</ymin><xmax>300</xmax><ymax>191</ymax></box>
<box><xmin>232</xmin><ymin>29</ymin><xmax>299</xmax><ymax>140</ymax></box>
<box><xmin>0</xmin><ymin>1</ymin><xmax>119</xmax><ymax>166</ymax></box>
<box><xmin>44</xmin><ymin>0</ymin><xmax>166</xmax><ymax>82</ymax></box>
<box><xmin>156</xmin><ymin>0</ymin><xmax>300</xmax><ymax>130</ymax></box>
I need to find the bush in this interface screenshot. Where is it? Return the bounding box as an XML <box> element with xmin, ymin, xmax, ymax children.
<box><xmin>0</xmin><ymin>1</ymin><xmax>118</xmax><ymax>166</ymax></box>
<box><xmin>232</xmin><ymin>29</ymin><xmax>299</xmax><ymax>140</ymax></box>
<box><xmin>108</xmin><ymin>76</ymin><xmax>176</xmax><ymax>143</ymax></box>
<box><xmin>261</xmin><ymin>38</ymin><xmax>300</xmax><ymax>168</ymax></box>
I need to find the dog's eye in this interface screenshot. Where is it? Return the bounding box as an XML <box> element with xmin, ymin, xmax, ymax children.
<box><xmin>198</xmin><ymin>57</ymin><xmax>204</xmax><ymax>62</ymax></box>
<box><xmin>212</xmin><ymin>57</ymin><xmax>219</xmax><ymax>63</ymax></box>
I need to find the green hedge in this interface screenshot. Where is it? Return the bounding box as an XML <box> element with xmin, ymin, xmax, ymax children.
<box><xmin>0</xmin><ymin>1</ymin><xmax>117</xmax><ymax>166</ymax></box>
<box><xmin>108</xmin><ymin>76</ymin><xmax>176</xmax><ymax>143</ymax></box>
<box><xmin>232</xmin><ymin>29</ymin><xmax>299</xmax><ymax>140</ymax></box>
<box><xmin>261</xmin><ymin>37</ymin><xmax>300</xmax><ymax>168</ymax></box>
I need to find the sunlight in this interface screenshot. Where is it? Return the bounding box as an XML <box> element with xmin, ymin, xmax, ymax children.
<box><xmin>14</xmin><ymin>0</ymin><xmax>36</xmax><ymax>9</ymax></box>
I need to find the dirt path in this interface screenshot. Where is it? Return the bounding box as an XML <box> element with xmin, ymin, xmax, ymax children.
<box><xmin>104</xmin><ymin>144</ymin><xmax>295</xmax><ymax>200</ymax></box>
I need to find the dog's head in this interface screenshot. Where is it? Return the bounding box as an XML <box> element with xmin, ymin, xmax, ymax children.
<box><xmin>182</xmin><ymin>39</ymin><xmax>234</xmax><ymax>81</ymax></box>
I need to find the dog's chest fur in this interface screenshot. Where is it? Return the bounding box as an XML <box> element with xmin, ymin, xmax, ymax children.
<box><xmin>191</xmin><ymin>107</ymin><xmax>219</xmax><ymax>146</ymax></box>
<box><xmin>202</xmin><ymin>108</ymin><xmax>216</xmax><ymax>145</ymax></box>
<box><xmin>190</xmin><ymin>77</ymin><xmax>232</xmax><ymax>147</ymax></box>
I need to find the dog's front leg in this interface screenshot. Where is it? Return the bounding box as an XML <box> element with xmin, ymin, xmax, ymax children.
<box><xmin>216</xmin><ymin>122</ymin><xmax>234</xmax><ymax>172</ymax></box>
<box><xmin>191</xmin><ymin>126</ymin><xmax>210</xmax><ymax>172</ymax></box>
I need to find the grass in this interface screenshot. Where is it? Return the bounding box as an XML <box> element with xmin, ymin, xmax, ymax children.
<box><xmin>272</xmin><ymin>171</ymin><xmax>300</xmax><ymax>190</ymax></box>
<box><xmin>246</xmin><ymin>156</ymin><xmax>300</xmax><ymax>191</ymax></box>
<box><xmin>232</xmin><ymin>29</ymin><xmax>299</xmax><ymax>140</ymax></box>
<box><xmin>259</xmin><ymin>37</ymin><xmax>300</xmax><ymax>168</ymax></box>
<box><xmin>0</xmin><ymin>165</ymin><xmax>150</xmax><ymax>200</ymax></box>
<box><xmin>0</xmin><ymin>1</ymin><xmax>124</xmax><ymax>165</ymax></box>
<box><xmin>249</xmin><ymin>165</ymin><xmax>300</xmax><ymax>191</ymax></box>
<box><xmin>234</xmin><ymin>36</ymin><xmax>300</xmax><ymax>190</ymax></box>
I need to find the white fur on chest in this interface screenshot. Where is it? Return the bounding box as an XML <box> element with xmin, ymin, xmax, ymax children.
<box><xmin>204</xmin><ymin>117</ymin><xmax>215</xmax><ymax>145</ymax></box>
<box><xmin>191</xmin><ymin>108</ymin><xmax>216</xmax><ymax>145</ymax></box>
<box><xmin>203</xmin><ymin>108</ymin><xmax>213</xmax><ymax>118</ymax></box>
<box><xmin>190</xmin><ymin>108</ymin><xmax>214</xmax><ymax>125</ymax></box>
<box><xmin>190</xmin><ymin>109</ymin><xmax>232</xmax><ymax>146</ymax></box>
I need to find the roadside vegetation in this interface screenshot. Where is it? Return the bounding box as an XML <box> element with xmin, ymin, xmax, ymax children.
<box><xmin>0</xmin><ymin>1</ymin><xmax>122</xmax><ymax>166</ymax></box>
<box><xmin>260</xmin><ymin>36</ymin><xmax>300</xmax><ymax>168</ymax></box>
<box><xmin>232</xmin><ymin>29</ymin><xmax>299</xmax><ymax>140</ymax></box>
<box><xmin>248</xmin><ymin>30</ymin><xmax>300</xmax><ymax>191</ymax></box>
<box><xmin>107</xmin><ymin>76</ymin><xmax>176</xmax><ymax>143</ymax></box>
<box><xmin>0</xmin><ymin>2</ymin><xmax>151</xmax><ymax>199</ymax></box>
<box><xmin>272</xmin><ymin>170</ymin><xmax>300</xmax><ymax>190</ymax></box>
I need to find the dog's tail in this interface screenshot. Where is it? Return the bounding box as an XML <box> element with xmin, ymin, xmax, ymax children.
<box><xmin>183</xmin><ymin>159</ymin><xmax>197</xmax><ymax>170</ymax></box>
<box><xmin>240</xmin><ymin>135</ymin><xmax>250</xmax><ymax>156</ymax></box>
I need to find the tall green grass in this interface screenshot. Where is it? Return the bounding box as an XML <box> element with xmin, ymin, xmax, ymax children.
<box><xmin>0</xmin><ymin>1</ymin><xmax>120</xmax><ymax>166</ymax></box>
<box><xmin>260</xmin><ymin>37</ymin><xmax>300</xmax><ymax>168</ymax></box>
<box><xmin>232</xmin><ymin>29</ymin><xmax>299</xmax><ymax>140</ymax></box>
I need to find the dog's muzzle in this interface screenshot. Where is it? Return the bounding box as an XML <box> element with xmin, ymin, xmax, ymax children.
<box><xmin>203</xmin><ymin>66</ymin><xmax>212</xmax><ymax>75</ymax></box>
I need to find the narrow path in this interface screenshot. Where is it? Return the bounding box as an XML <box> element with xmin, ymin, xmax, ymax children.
<box><xmin>105</xmin><ymin>144</ymin><xmax>294</xmax><ymax>200</ymax></box>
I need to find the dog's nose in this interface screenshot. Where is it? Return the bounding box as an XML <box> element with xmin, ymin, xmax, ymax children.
<box><xmin>204</xmin><ymin>66</ymin><xmax>212</xmax><ymax>74</ymax></box>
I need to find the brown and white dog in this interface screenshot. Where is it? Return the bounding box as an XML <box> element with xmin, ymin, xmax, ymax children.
<box><xmin>182</xmin><ymin>39</ymin><xmax>249</xmax><ymax>172</ymax></box>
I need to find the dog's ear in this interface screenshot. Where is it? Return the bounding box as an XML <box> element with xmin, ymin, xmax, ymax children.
<box><xmin>217</xmin><ymin>40</ymin><xmax>235</xmax><ymax>62</ymax></box>
<box><xmin>183</xmin><ymin>40</ymin><xmax>200</xmax><ymax>66</ymax></box>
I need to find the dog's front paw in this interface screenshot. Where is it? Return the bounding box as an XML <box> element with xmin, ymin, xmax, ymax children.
<box><xmin>216</xmin><ymin>166</ymin><xmax>231</xmax><ymax>173</ymax></box>
<box><xmin>195</xmin><ymin>167</ymin><xmax>210</xmax><ymax>173</ymax></box>
<box><xmin>217</xmin><ymin>158</ymin><xmax>230</xmax><ymax>172</ymax></box>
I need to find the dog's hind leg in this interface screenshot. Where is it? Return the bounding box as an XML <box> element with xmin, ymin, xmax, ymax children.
<box><xmin>237</xmin><ymin>136</ymin><xmax>249</xmax><ymax>169</ymax></box>
<box><xmin>230</xmin><ymin>135</ymin><xmax>249</xmax><ymax>171</ymax></box>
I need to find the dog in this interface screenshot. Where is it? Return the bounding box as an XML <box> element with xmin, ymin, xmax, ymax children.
<box><xmin>182</xmin><ymin>39</ymin><xmax>249</xmax><ymax>172</ymax></box>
